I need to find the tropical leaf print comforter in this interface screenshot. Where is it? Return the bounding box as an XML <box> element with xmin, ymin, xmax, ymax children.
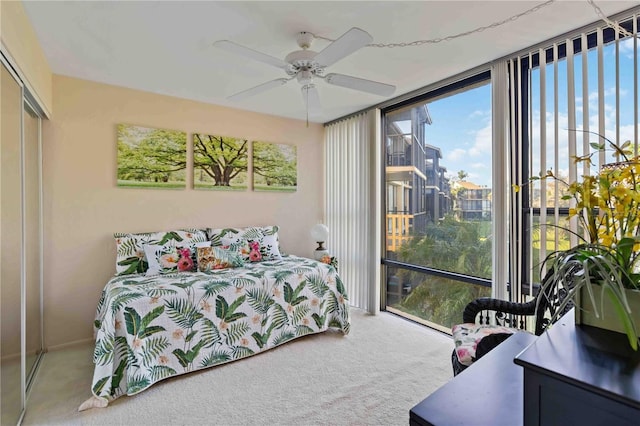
<box><xmin>88</xmin><ymin>255</ymin><xmax>350</xmax><ymax>406</ymax></box>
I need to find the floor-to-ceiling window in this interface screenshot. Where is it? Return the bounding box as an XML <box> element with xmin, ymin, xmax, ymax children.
<box><xmin>512</xmin><ymin>13</ymin><xmax>639</xmax><ymax>299</ymax></box>
<box><xmin>381</xmin><ymin>72</ymin><xmax>493</xmax><ymax>332</ymax></box>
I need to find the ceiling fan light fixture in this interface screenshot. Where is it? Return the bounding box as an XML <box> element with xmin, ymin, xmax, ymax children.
<box><xmin>297</xmin><ymin>70</ymin><xmax>314</xmax><ymax>85</ymax></box>
<box><xmin>296</xmin><ymin>31</ymin><xmax>315</xmax><ymax>49</ymax></box>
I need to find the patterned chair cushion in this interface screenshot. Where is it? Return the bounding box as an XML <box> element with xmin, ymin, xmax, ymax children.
<box><xmin>451</xmin><ymin>323</ymin><xmax>519</xmax><ymax>366</ymax></box>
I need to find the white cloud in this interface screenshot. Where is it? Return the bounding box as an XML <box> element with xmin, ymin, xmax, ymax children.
<box><xmin>468</xmin><ymin>123</ymin><xmax>492</xmax><ymax>157</ymax></box>
<box><xmin>469</xmin><ymin>110</ymin><xmax>487</xmax><ymax>119</ymax></box>
<box><xmin>620</xmin><ymin>38</ymin><xmax>636</xmax><ymax>59</ymax></box>
<box><xmin>446</xmin><ymin>148</ymin><xmax>467</xmax><ymax>162</ymax></box>
<box><xmin>619</xmin><ymin>123</ymin><xmax>637</xmax><ymax>144</ymax></box>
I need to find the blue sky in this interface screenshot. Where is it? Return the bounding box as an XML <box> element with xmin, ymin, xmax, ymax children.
<box><xmin>412</xmin><ymin>36</ymin><xmax>637</xmax><ymax>188</ymax></box>
<box><xmin>425</xmin><ymin>84</ymin><xmax>492</xmax><ymax>186</ymax></box>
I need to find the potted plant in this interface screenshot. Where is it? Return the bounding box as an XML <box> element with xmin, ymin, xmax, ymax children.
<box><xmin>516</xmin><ymin>132</ymin><xmax>640</xmax><ymax>350</ymax></box>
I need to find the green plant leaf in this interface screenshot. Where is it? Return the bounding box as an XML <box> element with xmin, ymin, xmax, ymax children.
<box><xmin>149</xmin><ymin>365</ymin><xmax>177</xmax><ymax>382</ymax></box>
<box><xmin>200</xmin><ymin>350</ymin><xmax>231</xmax><ymax>367</ymax></box>
<box><xmin>166</xmin><ymin>298</ymin><xmax>203</xmax><ymax>329</ymax></box>
<box><xmin>603</xmin><ymin>286</ymin><xmax>638</xmax><ymax>351</ymax></box>
<box><xmin>124</xmin><ymin>307</ymin><xmax>141</xmax><ymax>336</ymax></box>
<box><xmin>312</xmin><ymin>312</ymin><xmax>326</xmax><ymax>328</ymax></box>
<box><xmin>138</xmin><ymin>325</ymin><xmax>165</xmax><ymax>339</ymax></box>
<box><xmin>92</xmin><ymin>376</ymin><xmax>110</xmax><ymax>396</ymax></box>
<box><xmin>200</xmin><ymin>318</ymin><xmax>221</xmax><ymax>348</ymax></box>
<box><xmin>140</xmin><ymin>306</ymin><xmax>164</xmax><ymax>331</ymax></box>
<box><xmin>110</xmin><ymin>359</ymin><xmax>127</xmax><ymax>397</ymax></box>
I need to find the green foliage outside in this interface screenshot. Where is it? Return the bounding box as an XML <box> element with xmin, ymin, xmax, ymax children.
<box><xmin>390</xmin><ymin>214</ymin><xmax>492</xmax><ymax>328</ymax></box>
<box><xmin>530</xmin><ymin>220</ymin><xmax>573</xmax><ymax>283</ymax></box>
<box><xmin>253</xmin><ymin>142</ymin><xmax>297</xmax><ymax>192</ymax></box>
<box><xmin>117</xmin><ymin>125</ymin><xmax>187</xmax><ymax>188</ymax></box>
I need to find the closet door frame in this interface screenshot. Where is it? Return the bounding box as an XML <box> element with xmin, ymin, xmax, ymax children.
<box><xmin>1</xmin><ymin>51</ymin><xmax>45</xmax><ymax>423</ymax></box>
<box><xmin>23</xmin><ymin>97</ymin><xmax>44</xmax><ymax>393</ymax></box>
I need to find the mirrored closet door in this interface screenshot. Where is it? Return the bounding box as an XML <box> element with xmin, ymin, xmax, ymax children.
<box><xmin>1</xmin><ymin>57</ymin><xmax>24</xmax><ymax>426</ymax></box>
<box><xmin>1</xmin><ymin>58</ymin><xmax>44</xmax><ymax>426</ymax></box>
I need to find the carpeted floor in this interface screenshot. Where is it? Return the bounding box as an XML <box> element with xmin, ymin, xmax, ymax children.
<box><xmin>22</xmin><ymin>308</ymin><xmax>453</xmax><ymax>425</ymax></box>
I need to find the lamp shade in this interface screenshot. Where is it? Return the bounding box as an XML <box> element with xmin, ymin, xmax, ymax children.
<box><xmin>310</xmin><ymin>224</ymin><xmax>329</xmax><ymax>242</ymax></box>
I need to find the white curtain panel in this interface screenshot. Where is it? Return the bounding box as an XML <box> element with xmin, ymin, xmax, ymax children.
<box><xmin>324</xmin><ymin>111</ymin><xmax>378</xmax><ymax>313</ymax></box>
<box><xmin>491</xmin><ymin>60</ymin><xmax>510</xmax><ymax>302</ymax></box>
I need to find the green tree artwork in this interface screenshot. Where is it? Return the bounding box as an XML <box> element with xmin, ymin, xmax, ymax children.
<box><xmin>193</xmin><ymin>134</ymin><xmax>248</xmax><ymax>191</ymax></box>
<box><xmin>117</xmin><ymin>124</ymin><xmax>187</xmax><ymax>189</ymax></box>
<box><xmin>252</xmin><ymin>141</ymin><xmax>297</xmax><ymax>192</ymax></box>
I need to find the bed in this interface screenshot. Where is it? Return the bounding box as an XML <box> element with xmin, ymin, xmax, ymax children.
<box><xmin>79</xmin><ymin>227</ymin><xmax>350</xmax><ymax>410</ymax></box>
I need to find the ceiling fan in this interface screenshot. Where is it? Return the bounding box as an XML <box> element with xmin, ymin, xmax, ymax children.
<box><xmin>213</xmin><ymin>28</ymin><xmax>396</xmax><ymax>117</ymax></box>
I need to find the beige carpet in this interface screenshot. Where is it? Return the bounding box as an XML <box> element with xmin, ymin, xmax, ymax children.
<box><xmin>22</xmin><ymin>309</ymin><xmax>453</xmax><ymax>425</ymax></box>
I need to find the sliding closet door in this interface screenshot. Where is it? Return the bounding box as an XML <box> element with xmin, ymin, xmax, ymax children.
<box><xmin>1</xmin><ymin>62</ymin><xmax>24</xmax><ymax>426</ymax></box>
<box><xmin>24</xmin><ymin>101</ymin><xmax>42</xmax><ymax>385</ymax></box>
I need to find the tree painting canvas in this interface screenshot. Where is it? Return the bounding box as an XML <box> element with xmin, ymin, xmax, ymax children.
<box><xmin>252</xmin><ymin>141</ymin><xmax>297</xmax><ymax>192</ymax></box>
<box><xmin>117</xmin><ymin>124</ymin><xmax>187</xmax><ymax>188</ymax></box>
<box><xmin>193</xmin><ymin>134</ymin><xmax>248</xmax><ymax>191</ymax></box>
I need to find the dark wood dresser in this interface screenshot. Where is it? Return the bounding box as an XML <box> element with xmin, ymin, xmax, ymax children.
<box><xmin>514</xmin><ymin>309</ymin><xmax>640</xmax><ymax>426</ymax></box>
<box><xmin>410</xmin><ymin>331</ymin><xmax>536</xmax><ymax>425</ymax></box>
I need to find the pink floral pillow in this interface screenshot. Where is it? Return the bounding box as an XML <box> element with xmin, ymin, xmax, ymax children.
<box><xmin>144</xmin><ymin>244</ymin><xmax>196</xmax><ymax>276</ymax></box>
<box><xmin>247</xmin><ymin>241</ymin><xmax>263</xmax><ymax>262</ymax></box>
<box><xmin>206</xmin><ymin>226</ymin><xmax>282</xmax><ymax>262</ymax></box>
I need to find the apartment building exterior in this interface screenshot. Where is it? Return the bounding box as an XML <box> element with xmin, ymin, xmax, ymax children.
<box><xmin>385</xmin><ymin>104</ymin><xmax>452</xmax><ymax>253</ymax></box>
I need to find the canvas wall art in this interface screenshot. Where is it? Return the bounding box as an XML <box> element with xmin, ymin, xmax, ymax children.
<box><xmin>117</xmin><ymin>124</ymin><xmax>187</xmax><ymax>188</ymax></box>
<box><xmin>252</xmin><ymin>141</ymin><xmax>297</xmax><ymax>192</ymax></box>
<box><xmin>193</xmin><ymin>133</ymin><xmax>248</xmax><ymax>191</ymax></box>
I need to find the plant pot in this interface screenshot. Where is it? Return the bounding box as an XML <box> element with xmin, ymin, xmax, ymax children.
<box><xmin>577</xmin><ymin>287</ymin><xmax>640</xmax><ymax>335</ymax></box>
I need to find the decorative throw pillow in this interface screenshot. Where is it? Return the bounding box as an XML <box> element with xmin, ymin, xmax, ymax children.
<box><xmin>197</xmin><ymin>246</ymin><xmax>245</xmax><ymax>271</ymax></box>
<box><xmin>114</xmin><ymin>229</ymin><xmax>207</xmax><ymax>275</ymax></box>
<box><xmin>144</xmin><ymin>244</ymin><xmax>197</xmax><ymax>276</ymax></box>
<box><xmin>206</xmin><ymin>226</ymin><xmax>281</xmax><ymax>262</ymax></box>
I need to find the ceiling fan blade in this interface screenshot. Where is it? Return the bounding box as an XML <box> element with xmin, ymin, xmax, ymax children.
<box><xmin>313</xmin><ymin>27</ymin><xmax>373</xmax><ymax>67</ymax></box>
<box><xmin>214</xmin><ymin>40</ymin><xmax>287</xmax><ymax>69</ymax></box>
<box><xmin>324</xmin><ymin>73</ymin><xmax>395</xmax><ymax>96</ymax></box>
<box><xmin>302</xmin><ymin>84</ymin><xmax>322</xmax><ymax>117</ymax></box>
<box><xmin>228</xmin><ymin>78</ymin><xmax>290</xmax><ymax>101</ymax></box>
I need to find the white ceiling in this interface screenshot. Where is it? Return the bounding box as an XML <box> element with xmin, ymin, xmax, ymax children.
<box><xmin>22</xmin><ymin>1</ymin><xmax>639</xmax><ymax>123</ymax></box>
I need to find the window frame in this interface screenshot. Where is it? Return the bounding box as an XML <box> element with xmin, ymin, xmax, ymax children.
<box><xmin>380</xmin><ymin>70</ymin><xmax>493</xmax><ymax>312</ymax></box>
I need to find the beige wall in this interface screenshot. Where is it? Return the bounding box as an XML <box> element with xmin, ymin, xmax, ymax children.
<box><xmin>43</xmin><ymin>75</ymin><xmax>325</xmax><ymax>348</ymax></box>
<box><xmin>0</xmin><ymin>0</ymin><xmax>53</xmax><ymax>116</ymax></box>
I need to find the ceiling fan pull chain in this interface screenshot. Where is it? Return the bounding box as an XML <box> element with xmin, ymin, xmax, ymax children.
<box><xmin>305</xmin><ymin>86</ymin><xmax>309</xmax><ymax>128</ymax></box>
<box><xmin>587</xmin><ymin>0</ymin><xmax>637</xmax><ymax>38</ymax></box>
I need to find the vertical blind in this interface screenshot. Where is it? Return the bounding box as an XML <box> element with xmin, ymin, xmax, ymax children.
<box><xmin>324</xmin><ymin>112</ymin><xmax>377</xmax><ymax>312</ymax></box>
<box><xmin>509</xmin><ymin>13</ymin><xmax>639</xmax><ymax>295</ymax></box>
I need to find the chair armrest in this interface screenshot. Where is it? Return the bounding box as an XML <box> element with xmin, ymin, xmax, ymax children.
<box><xmin>462</xmin><ymin>297</ymin><xmax>537</xmax><ymax>324</ymax></box>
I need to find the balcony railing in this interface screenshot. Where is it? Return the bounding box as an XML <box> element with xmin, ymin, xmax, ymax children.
<box><xmin>387</xmin><ymin>213</ymin><xmax>413</xmax><ymax>252</ymax></box>
<box><xmin>387</xmin><ymin>153</ymin><xmax>412</xmax><ymax>167</ymax></box>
